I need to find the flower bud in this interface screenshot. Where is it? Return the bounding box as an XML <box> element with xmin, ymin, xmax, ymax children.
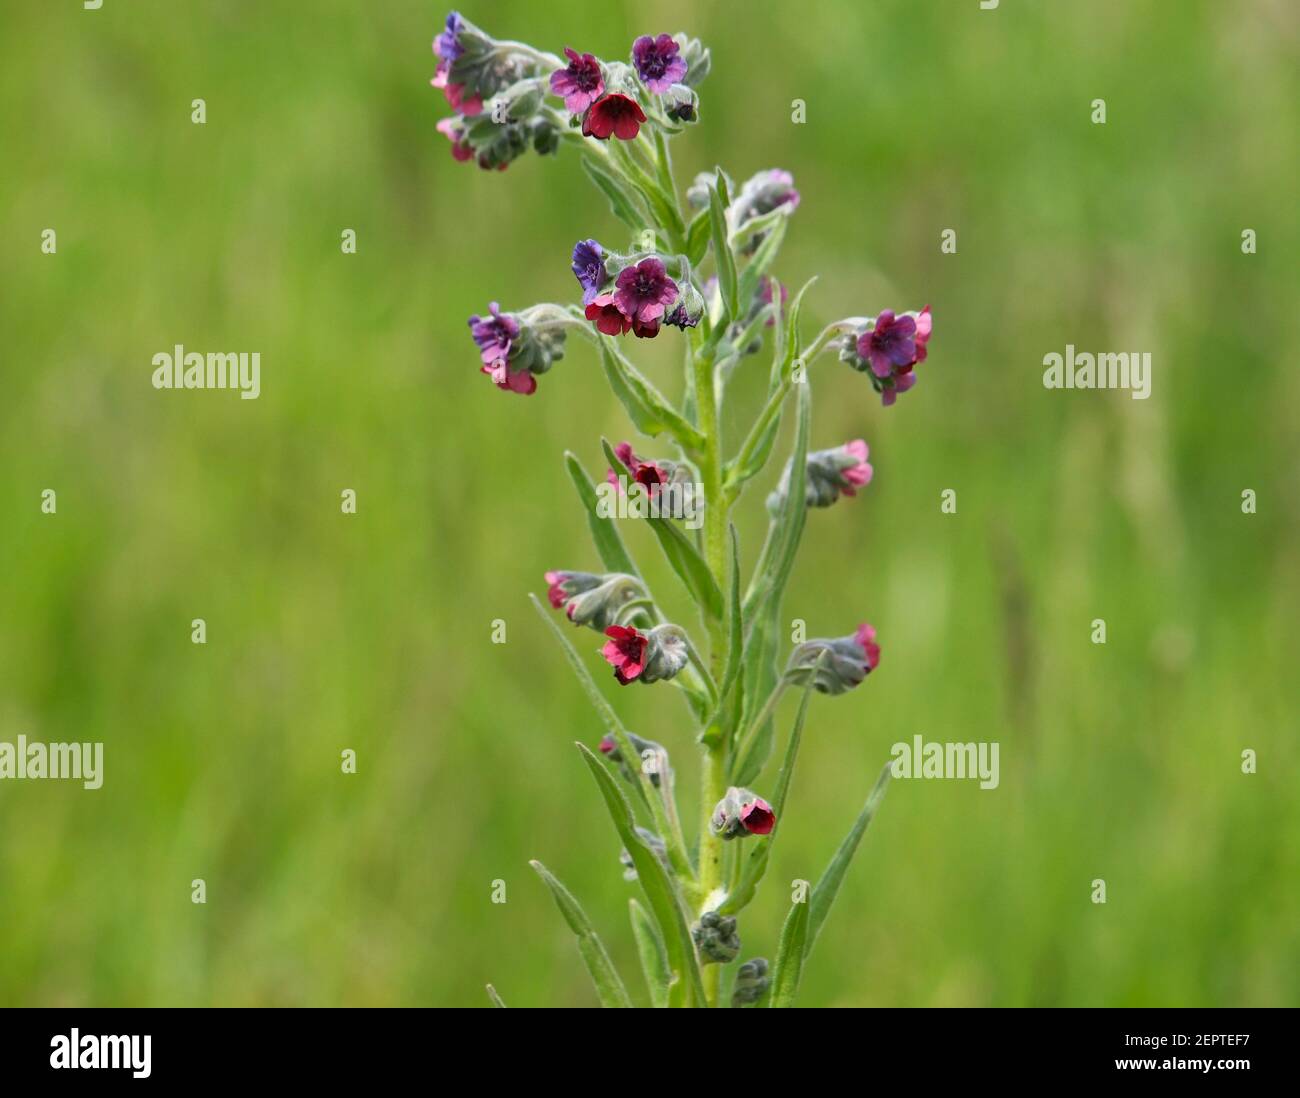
<box><xmin>785</xmin><ymin>623</ymin><xmax>881</xmax><ymax>695</ymax></box>
<box><xmin>672</xmin><ymin>34</ymin><xmax>712</xmax><ymax>88</ymax></box>
<box><xmin>619</xmin><ymin>827</ymin><xmax>668</xmax><ymax>881</ymax></box>
<box><xmin>728</xmin><ymin>169</ymin><xmax>800</xmax><ymax>254</ymax></box>
<box><xmin>601</xmin><ymin>624</ymin><xmax>690</xmax><ymax>685</ymax></box>
<box><xmin>665</xmin><ymin>283</ymin><xmax>705</xmax><ymax>329</ymax></box>
<box><xmin>731</xmin><ymin>957</ymin><xmax>770</xmax><ymax>1006</ymax></box>
<box><xmin>598</xmin><ymin>731</ymin><xmax>669</xmax><ymax>788</ymax></box>
<box><xmin>767</xmin><ymin>439</ymin><xmax>873</xmax><ymax>515</ymax></box>
<box><xmin>531</xmin><ymin>117</ymin><xmax>561</xmax><ymax>156</ymax></box>
<box><xmin>470</xmin><ymin>302</ymin><xmax>568</xmax><ymax>393</ymax></box>
<box><xmin>692</xmin><ymin>911</ymin><xmax>741</xmax><ymax>965</ymax></box>
<box><xmin>686</xmin><ymin>169</ymin><xmax>732</xmax><ymax>212</ymax></box>
<box><xmin>558</xmin><ymin>573</ymin><xmax>645</xmax><ymax>631</ymax></box>
<box><xmin>662</xmin><ymin>83</ymin><xmax>699</xmax><ymax>124</ymax></box>
<box><xmin>709</xmin><ymin>786</ymin><xmax>777</xmax><ymax>839</ymax></box>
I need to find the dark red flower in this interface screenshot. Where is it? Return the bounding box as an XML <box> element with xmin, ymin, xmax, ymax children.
<box><xmin>602</xmin><ymin>625</ymin><xmax>649</xmax><ymax>684</ymax></box>
<box><xmin>739</xmin><ymin>796</ymin><xmax>776</xmax><ymax>836</ymax></box>
<box><xmin>582</xmin><ymin>93</ymin><xmax>647</xmax><ymax>141</ymax></box>
<box><xmin>585</xmin><ymin>292</ymin><xmax>632</xmax><ymax>336</ymax></box>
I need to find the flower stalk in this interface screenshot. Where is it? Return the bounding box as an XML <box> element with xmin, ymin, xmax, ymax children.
<box><xmin>436</xmin><ymin>10</ymin><xmax>933</xmax><ymax>1008</ymax></box>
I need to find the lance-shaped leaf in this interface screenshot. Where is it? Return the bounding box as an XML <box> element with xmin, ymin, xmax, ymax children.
<box><xmin>736</xmin><ymin>215</ymin><xmax>788</xmax><ymax>309</ymax></box>
<box><xmin>529</xmin><ymin>594</ymin><xmax>693</xmax><ymax>880</ymax></box>
<box><xmin>806</xmin><ymin>763</ymin><xmax>892</xmax><ymax>958</ymax></box>
<box><xmin>578</xmin><ymin>744</ymin><xmax>707</xmax><ymax>1007</ymax></box>
<box><xmin>708</xmin><ymin>173</ymin><xmax>739</xmax><ymax>325</ymax></box>
<box><xmin>582</xmin><ymin>154</ymin><xmax>650</xmax><ymax>232</ymax></box>
<box><xmin>529</xmin><ymin>859</ymin><xmax>633</xmax><ymax>1008</ymax></box>
<box><xmin>565</xmin><ymin>451</ymin><xmax>641</xmax><ymax>580</ymax></box>
<box><xmin>602</xmin><ymin>438</ymin><xmax>724</xmax><ymax>622</ymax></box>
<box><xmin>685</xmin><ymin>208</ymin><xmax>711</xmax><ymax>266</ymax></box>
<box><xmin>703</xmin><ymin>525</ymin><xmax>744</xmax><ymax>741</ymax></box>
<box><xmin>485</xmin><ymin>984</ymin><xmax>507</xmax><ymax>1008</ymax></box>
<box><xmin>599</xmin><ymin>338</ymin><xmax>704</xmax><ymax>451</ymax></box>
<box><xmin>767</xmin><ymin>893</ymin><xmax>810</xmax><ymax>1008</ymax></box>
<box><xmin>719</xmin><ymin>654</ymin><xmax>823</xmax><ymax>914</ymax></box>
<box><xmin>630</xmin><ymin>895</ymin><xmax>672</xmax><ymax>1008</ymax></box>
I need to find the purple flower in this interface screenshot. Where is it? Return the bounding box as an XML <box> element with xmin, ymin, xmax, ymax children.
<box><xmin>468</xmin><ymin>302</ymin><xmax>518</xmax><ymax>366</ymax></box>
<box><xmin>613</xmin><ymin>257</ymin><xmax>678</xmax><ymax>327</ymax></box>
<box><xmin>632</xmin><ymin>34</ymin><xmax>688</xmax><ymax>94</ymax></box>
<box><xmin>434</xmin><ymin>12</ymin><xmax>466</xmax><ymax>62</ymax></box>
<box><xmin>859</xmin><ymin>310</ymin><xmax>919</xmax><ymax>379</ymax></box>
<box><xmin>550</xmin><ymin>47</ymin><xmax>605</xmax><ymax>114</ymax></box>
<box><xmin>571</xmin><ymin>239</ymin><xmax>608</xmax><ymax>305</ymax></box>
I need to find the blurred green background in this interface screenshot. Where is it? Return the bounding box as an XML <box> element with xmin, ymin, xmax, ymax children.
<box><xmin>1</xmin><ymin>0</ymin><xmax>1297</xmax><ymax>1007</ymax></box>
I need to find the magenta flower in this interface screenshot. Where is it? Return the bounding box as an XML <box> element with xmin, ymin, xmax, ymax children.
<box><xmin>436</xmin><ymin>116</ymin><xmax>473</xmax><ymax>162</ymax></box>
<box><xmin>739</xmin><ymin>796</ymin><xmax>776</xmax><ymax>836</ymax></box>
<box><xmin>544</xmin><ymin>570</ymin><xmax>602</xmax><ymax>610</ymax></box>
<box><xmin>838</xmin><ymin>440</ymin><xmax>873</xmax><ymax>496</ymax></box>
<box><xmin>632</xmin><ymin>34</ymin><xmax>688</xmax><ymax>94</ymax></box>
<box><xmin>855</xmin><ymin>622</ymin><xmax>881</xmax><ymax>672</ymax></box>
<box><xmin>571</xmin><ymin>239</ymin><xmax>608</xmax><ymax>305</ymax></box>
<box><xmin>881</xmin><ymin>372</ymin><xmax>917</xmax><ymax>406</ymax></box>
<box><xmin>585</xmin><ymin>292</ymin><xmax>632</xmax><ymax>336</ymax></box>
<box><xmin>859</xmin><ymin>308</ymin><xmax>930</xmax><ymax>378</ymax></box>
<box><xmin>614</xmin><ymin>258</ymin><xmax>678</xmax><ymax>328</ymax></box>
<box><xmin>607</xmin><ymin>441</ymin><xmax>670</xmax><ymax>495</ymax></box>
<box><xmin>468</xmin><ymin>302</ymin><xmax>518</xmax><ymax>366</ymax></box>
<box><xmin>602</xmin><ymin>625</ymin><xmax>649</xmax><ymax>684</ymax></box>
<box><xmin>431</xmin><ymin>63</ymin><xmax>484</xmax><ymax>117</ymax></box>
<box><xmin>582</xmin><ymin>93</ymin><xmax>647</xmax><ymax>141</ymax></box>
<box><xmin>550</xmin><ymin>47</ymin><xmax>605</xmax><ymax>114</ymax></box>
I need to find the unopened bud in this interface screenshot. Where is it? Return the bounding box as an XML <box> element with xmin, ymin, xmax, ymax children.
<box><xmin>692</xmin><ymin>910</ymin><xmax>741</xmax><ymax>964</ymax></box>
<box><xmin>785</xmin><ymin>623</ymin><xmax>880</xmax><ymax>695</ymax></box>
<box><xmin>709</xmin><ymin>786</ymin><xmax>776</xmax><ymax>839</ymax></box>
<box><xmin>732</xmin><ymin>957</ymin><xmax>770</xmax><ymax>1006</ymax></box>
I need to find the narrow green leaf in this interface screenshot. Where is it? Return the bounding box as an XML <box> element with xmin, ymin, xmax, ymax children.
<box><xmin>529</xmin><ymin>859</ymin><xmax>633</xmax><ymax>1008</ymax></box>
<box><xmin>721</xmin><ymin>653</ymin><xmax>824</xmax><ymax>914</ymax></box>
<box><xmin>736</xmin><ymin>215</ymin><xmax>788</xmax><ymax>308</ymax></box>
<box><xmin>582</xmin><ymin>155</ymin><xmax>649</xmax><ymax>232</ymax></box>
<box><xmin>603</xmin><ymin>438</ymin><xmax>724</xmax><ymax>621</ymax></box>
<box><xmin>709</xmin><ymin>175</ymin><xmax>739</xmax><ymax>324</ymax></box>
<box><xmin>714</xmin><ymin>525</ymin><xmax>743</xmax><ymax>715</ymax></box>
<box><xmin>485</xmin><ymin>984</ymin><xmax>507</xmax><ymax>1008</ymax></box>
<box><xmin>578</xmin><ymin>744</ymin><xmax>707</xmax><ymax>1008</ymax></box>
<box><xmin>629</xmin><ymin>898</ymin><xmax>671</xmax><ymax>1008</ymax></box>
<box><xmin>529</xmin><ymin>594</ymin><xmax>693</xmax><ymax>880</ymax></box>
<box><xmin>685</xmin><ymin>209</ymin><xmax>711</xmax><ymax>266</ymax></box>
<box><xmin>806</xmin><ymin>763</ymin><xmax>892</xmax><ymax>957</ymax></box>
<box><xmin>768</xmin><ymin>894</ymin><xmax>810</xmax><ymax>1008</ymax></box>
<box><xmin>599</xmin><ymin>338</ymin><xmax>704</xmax><ymax>450</ymax></box>
<box><xmin>565</xmin><ymin>451</ymin><xmax>640</xmax><ymax>578</ymax></box>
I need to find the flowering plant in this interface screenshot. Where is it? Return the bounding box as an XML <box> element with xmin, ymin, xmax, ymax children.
<box><xmin>435</xmin><ymin>12</ymin><xmax>935</xmax><ymax>1007</ymax></box>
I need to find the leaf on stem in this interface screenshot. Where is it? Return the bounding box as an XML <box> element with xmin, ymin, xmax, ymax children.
<box><xmin>767</xmin><ymin>893</ymin><xmax>810</xmax><ymax>1008</ymax></box>
<box><xmin>599</xmin><ymin>338</ymin><xmax>704</xmax><ymax>450</ymax></box>
<box><xmin>708</xmin><ymin>173</ymin><xmax>739</xmax><ymax>325</ymax></box>
<box><xmin>806</xmin><ymin>763</ymin><xmax>892</xmax><ymax>958</ymax></box>
<box><xmin>529</xmin><ymin>859</ymin><xmax>633</xmax><ymax>1008</ymax></box>
<box><xmin>630</xmin><ymin>896</ymin><xmax>672</xmax><ymax>1009</ymax></box>
<box><xmin>578</xmin><ymin>744</ymin><xmax>707</xmax><ymax>1008</ymax></box>
<box><xmin>565</xmin><ymin>451</ymin><xmax>641</xmax><ymax>579</ymax></box>
<box><xmin>582</xmin><ymin>155</ymin><xmax>651</xmax><ymax>232</ymax></box>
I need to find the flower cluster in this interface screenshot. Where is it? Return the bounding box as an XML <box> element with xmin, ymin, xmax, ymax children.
<box><xmin>444</xmin><ymin>12</ymin><xmax>938</xmax><ymax>1009</ymax></box>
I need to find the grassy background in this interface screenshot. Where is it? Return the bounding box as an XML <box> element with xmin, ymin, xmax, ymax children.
<box><xmin>0</xmin><ymin>0</ymin><xmax>1296</xmax><ymax>1007</ymax></box>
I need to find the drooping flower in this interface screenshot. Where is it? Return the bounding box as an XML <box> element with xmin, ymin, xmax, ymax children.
<box><xmin>585</xmin><ymin>292</ymin><xmax>632</xmax><ymax>336</ymax></box>
<box><xmin>606</xmin><ymin>441</ymin><xmax>671</xmax><ymax>496</ymax></box>
<box><xmin>581</xmin><ymin>93</ymin><xmax>647</xmax><ymax>141</ymax></box>
<box><xmin>692</xmin><ymin>911</ymin><xmax>741</xmax><ymax>964</ymax></box>
<box><xmin>602</xmin><ymin>624</ymin><xmax>648</xmax><ymax>684</ymax></box>
<box><xmin>613</xmin><ymin>257</ymin><xmax>678</xmax><ymax>328</ymax></box>
<box><xmin>848</xmin><ymin>307</ymin><xmax>932</xmax><ymax>405</ymax></box>
<box><xmin>436</xmin><ymin>116</ymin><xmax>473</xmax><ymax>162</ymax></box>
<box><xmin>785</xmin><ymin>622</ymin><xmax>881</xmax><ymax>695</ymax></box>
<box><xmin>599</xmin><ymin>731</ymin><xmax>669</xmax><ymax>789</ymax></box>
<box><xmin>549</xmin><ymin>47</ymin><xmax>605</xmax><ymax>114</ymax></box>
<box><xmin>571</xmin><ymin>239</ymin><xmax>608</xmax><ymax>305</ymax></box>
<box><xmin>544</xmin><ymin>570</ymin><xmax>602</xmax><ymax>609</ymax></box>
<box><xmin>601</xmin><ymin>624</ymin><xmax>688</xmax><ymax>685</ymax></box>
<box><xmin>665</xmin><ymin>283</ymin><xmax>705</xmax><ymax>330</ymax></box>
<box><xmin>560</xmin><ymin>573</ymin><xmax>645</xmax><ymax>631</ymax></box>
<box><xmin>768</xmin><ymin>440</ymin><xmax>874</xmax><ymax>513</ymax></box>
<box><xmin>431</xmin><ymin>63</ymin><xmax>484</xmax><ymax>117</ymax></box>
<box><xmin>632</xmin><ymin>34</ymin><xmax>688</xmax><ymax>94</ymax></box>
<box><xmin>710</xmin><ymin>787</ymin><xmax>777</xmax><ymax>839</ymax></box>
<box><xmin>434</xmin><ymin>12</ymin><xmax>467</xmax><ymax>62</ymax></box>
<box><xmin>468</xmin><ymin>302</ymin><xmax>518</xmax><ymax>367</ymax></box>
<box><xmin>469</xmin><ymin>302</ymin><xmax>566</xmax><ymax>394</ymax></box>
